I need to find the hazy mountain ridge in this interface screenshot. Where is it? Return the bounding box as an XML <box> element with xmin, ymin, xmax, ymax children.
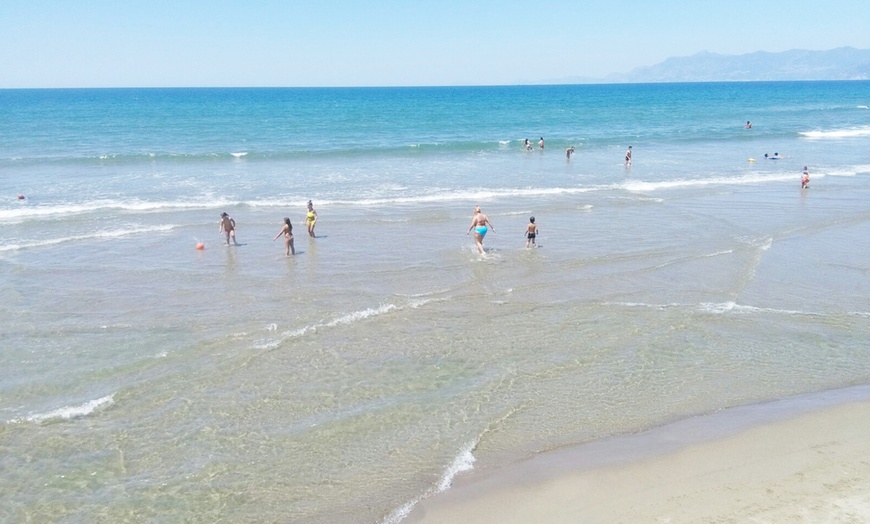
<box><xmin>545</xmin><ymin>47</ymin><xmax>870</xmax><ymax>84</ymax></box>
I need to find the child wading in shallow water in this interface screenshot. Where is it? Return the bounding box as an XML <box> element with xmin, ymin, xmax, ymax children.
<box><xmin>273</xmin><ymin>217</ymin><xmax>295</xmax><ymax>256</ymax></box>
<box><xmin>306</xmin><ymin>200</ymin><xmax>318</xmax><ymax>237</ymax></box>
<box><xmin>802</xmin><ymin>166</ymin><xmax>810</xmax><ymax>189</ymax></box>
<box><xmin>219</xmin><ymin>212</ymin><xmax>239</xmax><ymax>245</ymax></box>
<box><xmin>525</xmin><ymin>216</ymin><xmax>538</xmax><ymax>248</ymax></box>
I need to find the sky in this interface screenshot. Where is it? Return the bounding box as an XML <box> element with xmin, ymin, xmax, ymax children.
<box><xmin>1</xmin><ymin>0</ymin><xmax>869</xmax><ymax>88</ymax></box>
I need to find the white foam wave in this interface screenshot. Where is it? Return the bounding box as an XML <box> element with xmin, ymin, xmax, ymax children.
<box><xmin>621</xmin><ymin>173</ymin><xmax>794</xmax><ymax>192</ymax></box>
<box><xmin>0</xmin><ymin>225</ymin><xmax>177</xmax><ymax>253</ymax></box>
<box><xmin>230</xmin><ymin>152</ymin><xmax>248</xmax><ymax>158</ymax></box>
<box><xmin>858</xmin><ymin>105</ymin><xmax>869</xmax><ymax>109</ymax></box>
<box><xmin>799</xmin><ymin>126</ymin><xmax>870</xmax><ymax>139</ymax></box>
<box><xmin>382</xmin><ymin>501</ymin><xmax>416</xmax><ymax>524</ymax></box>
<box><xmin>323</xmin><ymin>187</ymin><xmax>599</xmax><ymax>207</ymax></box>
<box><xmin>326</xmin><ymin>304</ymin><xmax>398</xmax><ymax>327</ymax></box>
<box><xmin>397</xmin><ymin>288</ymin><xmax>453</xmax><ymax>299</ymax></box>
<box><xmin>823</xmin><ymin>164</ymin><xmax>870</xmax><ymax>177</ymax></box>
<box><xmin>613</xmin><ymin>301</ymin><xmax>815</xmax><ymax>317</ymax></box>
<box><xmin>0</xmin><ymin>199</ymin><xmax>238</xmax><ymax>221</ymax></box>
<box><xmin>11</xmin><ymin>394</ymin><xmax>115</xmax><ymax>424</ymax></box>
<box><xmin>698</xmin><ymin>302</ymin><xmax>809</xmax><ymax>316</ymax></box>
<box><xmin>381</xmin><ymin>439</ymin><xmax>478</xmax><ymax>524</ymax></box>
<box><xmin>257</xmin><ymin>299</ymin><xmax>433</xmax><ymax>350</ymax></box>
<box><xmin>608</xmin><ymin>301</ymin><xmax>682</xmax><ymax>311</ymax></box>
<box><xmin>436</xmin><ymin>440</ymin><xmax>477</xmax><ymax>492</ymax></box>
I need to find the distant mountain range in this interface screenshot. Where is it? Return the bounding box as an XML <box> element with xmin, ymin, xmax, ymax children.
<box><xmin>547</xmin><ymin>47</ymin><xmax>870</xmax><ymax>84</ymax></box>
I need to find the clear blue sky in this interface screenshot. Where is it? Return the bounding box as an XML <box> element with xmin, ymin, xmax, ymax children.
<box><xmin>2</xmin><ymin>0</ymin><xmax>869</xmax><ymax>88</ymax></box>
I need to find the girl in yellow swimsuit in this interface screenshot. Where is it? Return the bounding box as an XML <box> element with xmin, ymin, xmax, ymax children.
<box><xmin>306</xmin><ymin>200</ymin><xmax>317</xmax><ymax>238</ymax></box>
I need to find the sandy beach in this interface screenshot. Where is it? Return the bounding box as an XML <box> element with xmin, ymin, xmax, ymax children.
<box><xmin>409</xmin><ymin>390</ymin><xmax>870</xmax><ymax>523</ymax></box>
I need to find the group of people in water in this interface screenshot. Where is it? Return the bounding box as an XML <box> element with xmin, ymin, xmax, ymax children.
<box><xmin>218</xmin><ymin>200</ymin><xmax>318</xmax><ymax>256</ymax></box>
<box><xmin>748</xmin><ymin>121</ymin><xmax>811</xmax><ymax>189</ymax></box>
<box><xmin>524</xmin><ymin>137</ymin><xmax>545</xmax><ymax>151</ymax></box>
<box><xmin>524</xmin><ymin>137</ymin><xmax>632</xmax><ymax>165</ymax></box>
<box><xmin>466</xmin><ymin>205</ymin><xmax>539</xmax><ymax>255</ymax></box>
<box><xmin>217</xmin><ymin>119</ymin><xmax>813</xmax><ymax>258</ymax></box>
<box><xmin>219</xmin><ymin>201</ymin><xmax>526</xmax><ymax>257</ymax></box>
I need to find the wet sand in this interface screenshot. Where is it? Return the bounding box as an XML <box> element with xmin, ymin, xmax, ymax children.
<box><xmin>409</xmin><ymin>388</ymin><xmax>870</xmax><ymax>523</ymax></box>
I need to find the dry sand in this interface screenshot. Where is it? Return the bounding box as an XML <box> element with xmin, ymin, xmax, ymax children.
<box><xmin>408</xmin><ymin>391</ymin><xmax>870</xmax><ymax>523</ymax></box>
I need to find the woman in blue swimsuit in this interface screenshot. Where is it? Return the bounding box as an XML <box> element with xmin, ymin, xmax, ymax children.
<box><xmin>467</xmin><ymin>205</ymin><xmax>494</xmax><ymax>255</ymax></box>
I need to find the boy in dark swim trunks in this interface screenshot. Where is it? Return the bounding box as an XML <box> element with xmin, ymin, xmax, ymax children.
<box><xmin>525</xmin><ymin>216</ymin><xmax>538</xmax><ymax>248</ymax></box>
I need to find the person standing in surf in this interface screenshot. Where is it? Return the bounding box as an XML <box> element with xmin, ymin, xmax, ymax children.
<box><xmin>219</xmin><ymin>212</ymin><xmax>239</xmax><ymax>246</ymax></box>
<box><xmin>802</xmin><ymin>166</ymin><xmax>810</xmax><ymax>189</ymax></box>
<box><xmin>467</xmin><ymin>205</ymin><xmax>494</xmax><ymax>255</ymax></box>
<box><xmin>273</xmin><ymin>217</ymin><xmax>295</xmax><ymax>256</ymax></box>
<box><xmin>305</xmin><ymin>200</ymin><xmax>318</xmax><ymax>238</ymax></box>
<box><xmin>525</xmin><ymin>216</ymin><xmax>539</xmax><ymax>248</ymax></box>
<box><xmin>625</xmin><ymin>146</ymin><xmax>632</xmax><ymax>166</ymax></box>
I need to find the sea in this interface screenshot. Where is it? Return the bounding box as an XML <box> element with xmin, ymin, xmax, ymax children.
<box><xmin>1</xmin><ymin>82</ymin><xmax>869</xmax><ymax>523</ymax></box>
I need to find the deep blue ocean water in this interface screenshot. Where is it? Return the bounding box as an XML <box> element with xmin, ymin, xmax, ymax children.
<box><xmin>1</xmin><ymin>82</ymin><xmax>869</xmax><ymax>523</ymax></box>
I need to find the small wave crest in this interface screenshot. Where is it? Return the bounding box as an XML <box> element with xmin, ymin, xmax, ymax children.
<box><xmin>0</xmin><ymin>199</ymin><xmax>238</xmax><ymax>222</ymax></box>
<box><xmin>325</xmin><ymin>186</ymin><xmax>598</xmax><ymax>208</ymax></box>
<box><xmin>823</xmin><ymin>164</ymin><xmax>870</xmax><ymax>177</ymax></box>
<box><xmin>698</xmin><ymin>302</ymin><xmax>811</xmax><ymax>316</ymax></box>
<box><xmin>621</xmin><ymin>173</ymin><xmax>794</xmax><ymax>192</ymax></box>
<box><xmin>436</xmin><ymin>440</ymin><xmax>477</xmax><ymax>492</ymax></box>
<box><xmin>800</xmin><ymin>126</ymin><xmax>870</xmax><ymax>139</ymax></box>
<box><xmin>10</xmin><ymin>394</ymin><xmax>115</xmax><ymax>424</ymax></box>
<box><xmin>381</xmin><ymin>438</ymin><xmax>478</xmax><ymax>524</ymax></box>
<box><xmin>257</xmin><ymin>299</ymin><xmax>433</xmax><ymax>350</ymax></box>
<box><xmin>0</xmin><ymin>225</ymin><xmax>177</xmax><ymax>253</ymax></box>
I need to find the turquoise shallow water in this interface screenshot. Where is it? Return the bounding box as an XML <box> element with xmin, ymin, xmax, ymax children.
<box><xmin>1</xmin><ymin>82</ymin><xmax>869</xmax><ymax>522</ymax></box>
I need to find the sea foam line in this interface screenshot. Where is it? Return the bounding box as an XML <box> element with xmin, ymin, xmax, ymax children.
<box><xmin>322</xmin><ymin>186</ymin><xmax>599</xmax><ymax>207</ymax></box>
<box><xmin>381</xmin><ymin>438</ymin><xmax>479</xmax><ymax>524</ymax></box>
<box><xmin>0</xmin><ymin>225</ymin><xmax>177</xmax><ymax>253</ymax></box>
<box><xmin>383</xmin><ymin>403</ymin><xmax>524</xmax><ymax>523</ymax></box>
<box><xmin>620</xmin><ymin>172</ymin><xmax>795</xmax><ymax>192</ymax></box>
<box><xmin>609</xmin><ymin>301</ymin><xmax>821</xmax><ymax>317</ymax></box>
<box><xmin>9</xmin><ymin>394</ymin><xmax>115</xmax><ymax>424</ymax></box>
<box><xmin>800</xmin><ymin>126</ymin><xmax>870</xmax><ymax>139</ymax></box>
<box><xmin>822</xmin><ymin>164</ymin><xmax>870</xmax><ymax>177</ymax></box>
<box><xmin>256</xmin><ymin>298</ymin><xmax>434</xmax><ymax>350</ymax></box>
<box><xmin>0</xmin><ymin>199</ymin><xmax>238</xmax><ymax>221</ymax></box>
<box><xmin>699</xmin><ymin>302</ymin><xmax>818</xmax><ymax>316</ymax></box>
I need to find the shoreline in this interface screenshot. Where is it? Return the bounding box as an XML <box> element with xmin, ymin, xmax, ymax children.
<box><xmin>406</xmin><ymin>385</ymin><xmax>870</xmax><ymax>523</ymax></box>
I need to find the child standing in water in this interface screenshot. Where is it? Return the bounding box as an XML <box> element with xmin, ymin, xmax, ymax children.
<box><xmin>305</xmin><ymin>200</ymin><xmax>318</xmax><ymax>237</ymax></box>
<box><xmin>273</xmin><ymin>217</ymin><xmax>295</xmax><ymax>256</ymax></box>
<box><xmin>801</xmin><ymin>166</ymin><xmax>810</xmax><ymax>189</ymax></box>
<box><xmin>219</xmin><ymin>212</ymin><xmax>239</xmax><ymax>245</ymax></box>
<box><xmin>525</xmin><ymin>216</ymin><xmax>538</xmax><ymax>248</ymax></box>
